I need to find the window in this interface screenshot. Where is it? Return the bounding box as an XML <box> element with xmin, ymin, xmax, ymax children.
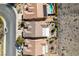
<box><xmin>42</xmin><ymin>27</ymin><xmax>49</xmax><ymax>37</ymax></box>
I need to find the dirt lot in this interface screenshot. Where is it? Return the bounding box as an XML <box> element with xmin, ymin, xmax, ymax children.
<box><xmin>58</xmin><ymin>4</ymin><xmax>79</xmax><ymax>56</ymax></box>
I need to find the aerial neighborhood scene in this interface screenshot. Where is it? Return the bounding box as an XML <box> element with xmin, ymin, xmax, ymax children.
<box><xmin>0</xmin><ymin>3</ymin><xmax>79</xmax><ymax>56</ymax></box>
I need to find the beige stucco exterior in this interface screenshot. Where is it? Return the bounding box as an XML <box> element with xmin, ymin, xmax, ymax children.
<box><xmin>22</xmin><ymin>3</ymin><xmax>58</xmax><ymax>56</ymax></box>
<box><xmin>23</xmin><ymin>3</ymin><xmax>46</xmax><ymax>20</ymax></box>
<box><xmin>23</xmin><ymin>39</ymin><xmax>47</xmax><ymax>56</ymax></box>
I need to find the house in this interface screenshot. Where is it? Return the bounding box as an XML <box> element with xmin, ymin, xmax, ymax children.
<box><xmin>22</xmin><ymin>3</ymin><xmax>58</xmax><ymax>56</ymax></box>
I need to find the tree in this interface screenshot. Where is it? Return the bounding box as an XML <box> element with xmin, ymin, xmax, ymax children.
<box><xmin>16</xmin><ymin>36</ymin><xmax>25</xmax><ymax>46</ymax></box>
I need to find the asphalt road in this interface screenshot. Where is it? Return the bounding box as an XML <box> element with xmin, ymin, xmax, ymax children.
<box><xmin>0</xmin><ymin>4</ymin><xmax>16</xmax><ymax>56</ymax></box>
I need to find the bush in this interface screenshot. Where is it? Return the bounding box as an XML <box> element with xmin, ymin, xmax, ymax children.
<box><xmin>0</xmin><ymin>18</ymin><xmax>3</xmax><ymax>28</ymax></box>
<box><xmin>16</xmin><ymin>36</ymin><xmax>24</xmax><ymax>46</ymax></box>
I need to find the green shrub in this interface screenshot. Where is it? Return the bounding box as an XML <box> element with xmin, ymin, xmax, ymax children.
<box><xmin>16</xmin><ymin>36</ymin><xmax>24</xmax><ymax>46</ymax></box>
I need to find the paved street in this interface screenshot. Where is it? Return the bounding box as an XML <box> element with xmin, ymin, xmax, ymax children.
<box><xmin>0</xmin><ymin>4</ymin><xmax>16</xmax><ymax>56</ymax></box>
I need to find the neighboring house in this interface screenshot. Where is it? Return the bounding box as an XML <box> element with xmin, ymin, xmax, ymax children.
<box><xmin>22</xmin><ymin>3</ymin><xmax>58</xmax><ymax>56</ymax></box>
